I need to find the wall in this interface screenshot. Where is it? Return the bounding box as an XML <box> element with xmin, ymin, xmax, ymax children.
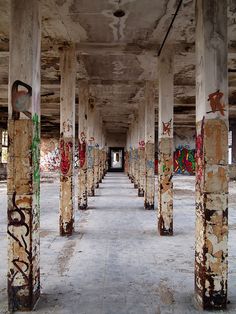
<box><xmin>40</xmin><ymin>138</ymin><xmax>79</xmax><ymax>172</ymax></box>
<box><xmin>174</xmin><ymin>127</ymin><xmax>195</xmax><ymax>175</ymax></box>
<box><xmin>106</xmin><ymin>132</ymin><xmax>126</xmax><ymax>148</ymax></box>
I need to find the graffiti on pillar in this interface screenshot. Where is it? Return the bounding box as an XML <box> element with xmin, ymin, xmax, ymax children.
<box><xmin>60</xmin><ymin>139</ymin><xmax>73</xmax><ymax>176</ymax></box>
<box><xmin>8</xmin><ymin>192</ymin><xmax>32</xmax><ymax>288</ymax></box>
<box><xmin>12</xmin><ymin>80</ymin><xmax>32</xmax><ymax>119</ymax></box>
<box><xmin>32</xmin><ymin>114</ymin><xmax>40</xmax><ymax>187</ymax></box>
<box><xmin>63</xmin><ymin>119</ymin><xmax>73</xmax><ymax>133</ymax></box>
<box><xmin>139</xmin><ymin>140</ymin><xmax>145</xmax><ymax>149</ymax></box>
<box><xmin>195</xmin><ymin>118</ymin><xmax>205</xmax><ymax>190</ymax></box>
<box><xmin>174</xmin><ymin>145</ymin><xmax>195</xmax><ymax>174</ymax></box>
<box><xmin>88</xmin><ymin>136</ymin><xmax>95</xmax><ymax>145</ymax></box>
<box><xmin>207</xmin><ymin>90</ymin><xmax>226</xmax><ymax>116</ymax></box>
<box><xmin>158</xmin><ymin>141</ymin><xmax>173</xmax><ymax>235</ymax></box>
<box><xmin>79</xmin><ymin>140</ymin><xmax>86</xmax><ymax>168</ymax></box>
<box><xmin>162</xmin><ymin>119</ymin><xmax>172</xmax><ymax>136</ymax></box>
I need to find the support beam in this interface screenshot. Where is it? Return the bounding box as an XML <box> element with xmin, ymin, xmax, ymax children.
<box><xmin>78</xmin><ymin>81</ymin><xmax>88</xmax><ymax>209</ymax></box>
<box><xmin>7</xmin><ymin>0</ymin><xmax>41</xmax><ymax>310</ymax></box>
<box><xmin>59</xmin><ymin>46</ymin><xmax>76</xmax><ymax>235</ymax></box>
<box><xmin>144</xmin><ymin>81</ymin><xmax>155</xmax><ymax>209</ymax></box>
<box><xmin>195</xmin><ymin>0</ymin><xmax>228</xmax><ymax>310</ymax></box>
<box><xmin>87</xmin><ymin>97</ymin><xmax>95</xmax><ymax>196</ymax></box>
<box><xmin>158</xmin><ymin>48</ymin><xmax>174</xmax><ymax>235</ymax></box>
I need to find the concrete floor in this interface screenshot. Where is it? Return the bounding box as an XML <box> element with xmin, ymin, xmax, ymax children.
<box><xmin>1</xmin><ymin>173</ymin><xmax>236</xmax><ymax>314</ymax></box>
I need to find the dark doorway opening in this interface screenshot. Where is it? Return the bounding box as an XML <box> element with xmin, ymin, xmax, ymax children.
<box><xmin>108</xmin><ymin>147</ymin><xmax>124</xmax><ymax>172</ymax></box>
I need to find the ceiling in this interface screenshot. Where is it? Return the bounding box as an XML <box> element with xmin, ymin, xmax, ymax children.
<box><xmin>0</xmin><ymin>0</ymin><xmax>236</xmax><ymax>136</ymax></box>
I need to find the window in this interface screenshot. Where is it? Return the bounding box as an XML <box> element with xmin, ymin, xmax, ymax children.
<box><xmin>1</xmin><ymin>130</ymin><xmax>8</xmax><ymax>163</ymax></box>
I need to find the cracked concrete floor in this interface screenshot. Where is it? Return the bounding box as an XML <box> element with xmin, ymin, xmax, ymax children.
<box><xmin>1</xmin><ymin>172</ymin><xmax>236</xmax><ymax>314</ymax></box>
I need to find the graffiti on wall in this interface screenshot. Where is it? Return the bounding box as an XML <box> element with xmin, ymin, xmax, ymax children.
<box><xmin>174</xmin><ymin>145</ymin><xmax>195</xmax><ymax>175</ymax></box>
<box><xmin>40</xmin><ymin>139</ymin><xmax>79</xmax><ymax>171</ymax></box>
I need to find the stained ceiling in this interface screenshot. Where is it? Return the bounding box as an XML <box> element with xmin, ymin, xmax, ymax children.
<box><xmin>0</xmin><ymin>0</ymin><xmax>236</xmax><ymax>136</ymax></box>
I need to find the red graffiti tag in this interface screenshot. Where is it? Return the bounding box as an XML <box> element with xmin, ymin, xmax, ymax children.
<box><xmin>207</xmin><ymin>90</ymin><xmax>225</xmax><ymax>116</ymax></box>
<box><xmin>79</xmin><ymin>140</ymin><xmax>86</xmax><ymax>168</ymax></box>
<box><xmin>60</xmin><ymin>139</ymin><xmax>72</xmax><ymax>175</ymax></box>
<box><xmin>195</xmin><ymin>119</ymin><xmax>205</xmax><ymax>189</ymax></box>
<box><xmin>162</xmin><ymin>119</ymin><xmax>172</xmax><ymax>136</ymax></box>
<box><xmin>139</xmin><ymin>140</ymin><xmax>145</xmax><ymax>149</ymax></box>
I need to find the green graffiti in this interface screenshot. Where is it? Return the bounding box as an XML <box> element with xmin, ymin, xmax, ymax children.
<box><xmin>32</xmin><ymin>113</ymin><xmax>40</xmax><ymax>216</ymax></box>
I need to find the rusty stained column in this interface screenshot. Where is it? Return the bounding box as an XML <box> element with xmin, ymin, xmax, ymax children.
<box><xmin>157</xmin><ymin>47</ymin><xmax>174</xmax><ymax>236</ymax></box>
<box><xmin>87</xmin><ymin>97</ymin><xmax>95</xmax><ymax>196</ymax></box>
<box><xmin>130</xmin><ymin>120</ymin><xmax>135</xmax><ymax>183</ymax></box>
<box><xmin>133</xmin><ymin>114</ymin><xmax>139</xmax><ymax>189</ymax></box>
<box><xmin>126</xmin><ymin>128</ymin><xmax>131</xmax><ymax>178</ymax></box>
<box><xmin>195</xmin><ymin>0</ymin><xmax>228</xmax><ymax>310</ymax></box>
<box><xmin>138</xmin><ymin>102</ymin><xmax>146</xmax><ymax>197</ymax></box>
<box><xmin>7</xmin><ymin>0</ymin><xmax>41</xmax><ymax>310</ymax></box>
<box><xmin>98</xmin><ymin>117</ymin><xmax>103</xmax><ymax>183</ymax></box>
<box><xmin>78</xmin><ymin>81</ymin><xmax>88</xmax><ymax>209</ymax></box>
<box><xmin>0</xmin><ymin>129</ymin><xmax>2</xmax><ymax>163</ymax></box>
<box><xmin>144</xmin><ymin>81</ymin><xmax>155</xmax><ymax>209</ymax></box>
<box><xmin>101</xmin><ymin>127</ymin><xmax>106</xmax><ymax>179</ymax></box>
<box><xmin>59</xmin><ymin>46</ymin><xmax>76</xmax><ymax>234</ymax></box>
<box><xmin>94</xmin><ymin>110</ymin><xmax>100</xmax><ymax>189</ymax></box>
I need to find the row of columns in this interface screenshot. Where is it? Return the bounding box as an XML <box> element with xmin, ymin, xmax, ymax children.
<box><xmin>7</xmin><ymin>1</ymin><xmax>108</xmax><ymax>311</ymax></box>
<box><xmin>126</xmin><ymin>0</ymin><xmax>228</xmax><ymax>310</ymax></box>
<box><xmin>7</xmin><ymin>0</ymin><xmax>228</xmax><ymax>311</ymax></box>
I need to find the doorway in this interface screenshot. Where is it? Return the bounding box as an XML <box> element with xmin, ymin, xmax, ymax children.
<box><xmin>108</xmin><ymin>147</ymin><xmax>124</xmax><ymax>172</ymax></box>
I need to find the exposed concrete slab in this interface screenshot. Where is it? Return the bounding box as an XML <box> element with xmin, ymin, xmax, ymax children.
<box><xmin>1</xmin><ymin>173</ymin><xmax>236</xmax><ymax>313</ymax></box>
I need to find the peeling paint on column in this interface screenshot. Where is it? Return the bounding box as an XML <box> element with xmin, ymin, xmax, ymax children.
<box><xmin>130</xmin><ymin>147</ymin><xmax>134</xmax><ymax>183</ymax></box>
<box><xmin>87</xmin><ymin>137</ymin><xmax>95</xmax><ymax>196</ymax></box>
<box><xmin>194</xmin><ymin>0</ymin><xmax>228</xmax><ymax>308</ymax></box>
<box><xmin>94</xmin><ymin>145</ymin><xmax>99</xmax><ymax>188</ymax></box>
<box><xmin>138</xmin><ymin>140</ymin><xmax>145</xmax><ymax>197</ymax></box>
<box><xmin>195</xmin><ymin>119</ymin><xmax>228</xmax><ymax>310</ymax></box>
<box><xmin>134</xmin><ymin>148</ymin><xmax>139</xmax><ymax>189</ymax></box>
<box><xmin>99</xmin><ymin>149</ymin><xmax>103</xmax><ymax>183</ymax></box>
<box><xmin>78</xmin><ymin>132</ymin><xmax>88</xmax><ymax>209</ymax></box>
<box><xmin>59</xmin><ymin>136</ymin><xmax>74</xmax><ymax>235</ymax></box>
<box><xmin>8</xmin><ymin>119</ymin><xmax>40</xmax><ymax>311</ymax></box>
<box><xmin>144</xmin><ymin>142</ymin><xmax>155</xmax><ymax>209</ymax></box>
<box><xmin>158</xmin><ymin>47</ymin><xmax>174</xmax><ymax>235</ymax></box>
<box><xmin>158</xmin><ymin>138</ymin><xmax>173</xmax><ymax>235</ymax></box>
<box><xmin>102</xmin><ymin>149</ymin><xmax>107</xmax><ymax>178</ymax></box>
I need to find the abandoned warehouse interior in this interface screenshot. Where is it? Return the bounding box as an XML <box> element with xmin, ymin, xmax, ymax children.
<box><xmin>1</xmin><ymin>0</ymin><xmax>236</xmax><ymax>313</ymax></box>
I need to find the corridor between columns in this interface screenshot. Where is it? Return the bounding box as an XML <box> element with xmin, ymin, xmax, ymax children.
<box><xmin>1</xmin><ymin>173</ymin><xmax>236</xmax><ymax>313</ymax></box>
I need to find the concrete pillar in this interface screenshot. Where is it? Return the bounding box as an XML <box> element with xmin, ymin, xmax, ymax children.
<box><xmin>59</xmin><ymin>46</ymin><xmax>76</xmax><ymax>234</ymax></box>
<box><xmin>78</xmin><ymin>81</ymin><xmax>88</xmax><ymax>209</ymax></box>
<box><xmin>195</xmin><ymin>0</ymin><xmax>228</xmax><ymax>310</ymax></box>
<box><xmin>101</xmin><ymin>127</ymin><xmax>106</xmax><ymax>178</ymax></box>
<box><xmin>98</xmin><ymin>118</ymin><xmax>103</xmax><ymax>183</ymax></box>
<box><xmin>133</xmin><ymin>114</ymin><xmax>139</xmax><ymax>188</ymax></box>
<box><xmin>94</xmin><ymin>110</ymin><xmax>100</xmax><ymax>188</ymax></box>
<box><xmin>7</xmin><ymin>0</ymin><xmax>41</xmax><ymax>310</ymax></box>
<box><xmin>144</xmin><ymin>81</ymin><xmax>155</xmax><ymax>209</ymax></box>
<box><xmin>158</xmin><ymin>48</ymin><xmax>174</xmax><ymax>235</ymax></box>
<box><xmin>138</xmin><ymin>103</ymin><xmax>145</xmax><ymax>197</ymax></box>
<box><xmin>87</xmin><ymin>97</ymin><xmax>95</xmax><ymax>196</ymax></box>
<box><xmin>126</xmin><ymin>128</ymin><xmax>130</xmax><ymax>178</ymax></box>
<box><xmin>0</xmin><ymin>129</ymin><xmax>2</xmax><ymax>163</ymax></box>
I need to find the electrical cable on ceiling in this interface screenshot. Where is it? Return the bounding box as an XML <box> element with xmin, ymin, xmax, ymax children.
<box><xmin>157</xmin><ymin>0</ymin><xmax>183</xmax><ymax>57</ymax></box>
